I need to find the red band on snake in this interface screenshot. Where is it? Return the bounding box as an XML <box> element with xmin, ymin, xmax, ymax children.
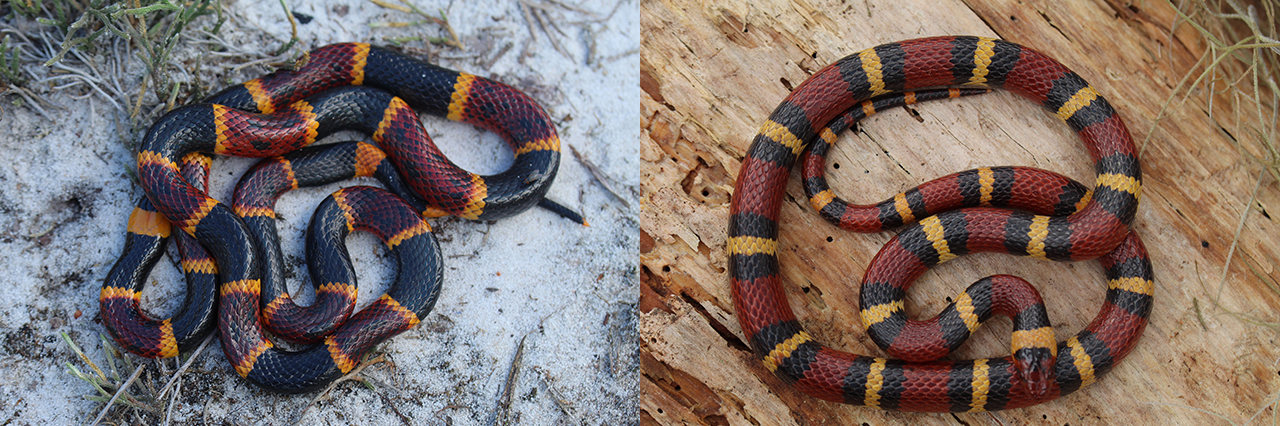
<box><xmin>103</xmin><ymin>43</ymin><xmax>559</xmax><ymax>393</ymax></box>
<box><xmin>728</xmin><ymin>36</ymin><xmax>1151</xmax><ymax>412</ymax></box>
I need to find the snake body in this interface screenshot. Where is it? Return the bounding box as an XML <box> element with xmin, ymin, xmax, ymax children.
<box><xmin>727</xmin><ymin>36</ymin><xmax>1152</xmax><ymax>412</ymax></box>
<box><xmin>232</xmin><ymin>141</ymin><xmax>431</xmax><ymax>343</ymax></box>
<box><xmin>101</xmin><ymin>43</ymin><xmax>559</xmax><ymax>392</ymax></box>
<box><xmin>239</xmin><ymin>184</ymin><xmax>442</xmax><ymax>393</ymax></box>
<box><xmin>101</xmin><ymin>154</ymin><xmax>218</xmax><ymax>358</ymax></box>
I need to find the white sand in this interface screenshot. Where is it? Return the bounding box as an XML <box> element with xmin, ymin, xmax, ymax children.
<box><xmin>0</xmin><ymin>0</ymin><xmax>637</xmax><ymax>424</ymax></box>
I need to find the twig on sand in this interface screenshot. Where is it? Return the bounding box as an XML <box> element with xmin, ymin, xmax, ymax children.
<box><xmin>520</xmin><ymin>0</ymin><xmax>572</xmax><ymax>61</ymax></box>
<box><xmin>2</xmin><ymin>85</ymin><xmax>54</xmax><ymax>120</ymax></box>
<box><xmin>375</xmin><ymin>390</ymin><xmax>412</xmax><ymax>425</ymax></box>
<box><xmin>156</xmin><ymin>334</ymin><xmax>214</xmax><ymax>401</ymax></box>
<box><xmin>63</xmin><ymin>332</ymin><xmax>163</xmax><ymax>424</ymax></box>
<box><xmin>162</xmin><ymin>365</ymin><xmax>182</xmax><ymax>426</ymax></box>
<box><xmin>292</xmin><ymin>354</ymin><xmax>393</xmax><ymax>425</ymax></box>
<box><xmin>369</xmin><ymin>0</ymin><xmax>464</xmax><ymax>49</ymax></box>
<box><xmin>487</xmin><ymin>334</ymin><xmax>527</xmax><ymax>426</ymax></box>
<box><xmin>534</xmin><ymin>366</ymin><xmax>585</xmax><ymax>425</ymax></box>
<box><xmin>569</xmin><ymin>145</ymin><xmax>632</xmax><ymax>209</ymax></box>
<box><xmin>273</xmin><ymin>0</ymin><xmax>300</xmax><ymax>55</ymax></box>
<box><xmin>88</xmin><ymin>362</ymin><xmax>147</xmax><ymax>426</ymax></box>
<box><xmin>517</xmin><ymin>0</ymin><xmax>620</xmax><ymax>66</ymax></box>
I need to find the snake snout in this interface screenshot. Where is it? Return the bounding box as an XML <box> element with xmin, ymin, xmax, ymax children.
<box><xmin>1014</xmin><ymin>355</ymin><xmax>1056</xmax><ymax>399</ymax></box>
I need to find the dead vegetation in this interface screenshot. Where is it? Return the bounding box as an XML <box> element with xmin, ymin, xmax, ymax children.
<box><xmin>1152</xmin><ymin>0</ymin><xmax>1280</xmax><ymax>422</ymax></box>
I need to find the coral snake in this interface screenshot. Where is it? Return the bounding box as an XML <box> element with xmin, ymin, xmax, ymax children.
<box><xmin>100</xmin><ymin>43</ymin><xmax>564</xmax><ymax>393</ymax></box>
<box><xmin>727</xmin><ymin>36</ymin><xmax>1152</xmax><ymax>412</ymax></box>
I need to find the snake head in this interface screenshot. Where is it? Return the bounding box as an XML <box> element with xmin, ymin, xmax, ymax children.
<box><xmin>1013</xmin><ymin>349</ymin><xmax>1056</xmax><ymax>400</ymax></box>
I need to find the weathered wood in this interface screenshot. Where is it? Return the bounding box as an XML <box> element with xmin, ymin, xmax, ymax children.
<box><xmin>639</xmin><ymin>0</ymin><xmax>1280</xmax><ymax>424</ymax></box>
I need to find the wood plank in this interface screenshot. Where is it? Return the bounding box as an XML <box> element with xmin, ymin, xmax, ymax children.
<box><xmin>640</xmin><ymin>0</ymin><xmax>1280</xmax><ymax>424</ymax></box>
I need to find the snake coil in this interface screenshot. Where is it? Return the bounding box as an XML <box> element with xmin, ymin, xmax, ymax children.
<box><xmin>101</xmin><ymin>43</ymin><xmax>560</xmax><ymax>393</ymax></box>
<box><xmin>727</xmin><ymin>36</ymin><xmax>1153</xmax><ymax>412</ymax></box>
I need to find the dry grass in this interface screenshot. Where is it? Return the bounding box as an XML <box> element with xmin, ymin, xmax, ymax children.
<box><xmin>2</xmin><ymin>0</ymin><xmax>226</xmax><ymax>121</ymax></box>
<box><xmin>1147</xmin><ymin>1</ymin><xmax>1280</xmax><ymax>423</ymax></box>
<box><xmin>1162</xmin><ymin>0</ymin><xmax>1280</xmax><ymax>332</ymax></box>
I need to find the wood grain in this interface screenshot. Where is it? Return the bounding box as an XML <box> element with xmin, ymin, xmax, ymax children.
<box><xmin>639</xmin><ymin>0</ymin><xmax>1280</xmax><ymax>424</ymax></box>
